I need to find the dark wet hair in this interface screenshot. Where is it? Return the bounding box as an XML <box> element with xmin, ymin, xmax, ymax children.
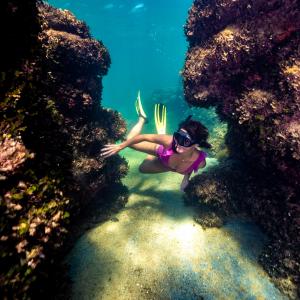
<box><xmin>178</xmin><ymin>115</ymin><xmax>212</xmax><ymax>149</ymax></box>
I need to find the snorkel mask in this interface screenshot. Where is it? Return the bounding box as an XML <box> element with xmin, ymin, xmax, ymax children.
<box><xmin>172</xmin><ymin>129</ymin><xmax>196</xmax><ymax>152</ymax></box>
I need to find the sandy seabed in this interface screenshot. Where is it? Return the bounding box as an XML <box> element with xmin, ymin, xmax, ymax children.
<box><xmin>66</xmin><ymin>149</ymin><xmax>287</xmax><ymax>300</ymax></box>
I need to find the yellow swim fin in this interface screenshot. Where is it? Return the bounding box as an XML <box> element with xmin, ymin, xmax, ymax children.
<box><xmin>135</xmin><ymin>90</ymin><xmax>148</xmax><ymax>122</ymax></box>
<box><xmin>154</xmin><ymin>103</ymin><xmax>167</xmax><ymax>134</ymax></box>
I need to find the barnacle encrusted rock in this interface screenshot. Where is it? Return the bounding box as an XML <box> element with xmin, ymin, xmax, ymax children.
<box><xmin>36</xmin><ymin>2</ymin><xmax>127</xmax><ymax>201</ymax></box>
<box><xmin>0</xmin><ymin>136</ymin><xmax>31</xmax><ymax>174</ymax></box>
<box><xmin>0</xmin><ymin>1</ymin><xmax>128</xmax><ymax>298</ymax></box>
<box><xmin>183</xmin><ymin>0</ymin><xmax>300</xmax><ymax>298</ymax></box>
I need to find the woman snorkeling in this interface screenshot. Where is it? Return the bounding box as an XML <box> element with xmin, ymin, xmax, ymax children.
<box><xmin>101</xmin><ymin>92</ymin><xmax>212</xmax><ymax>191</ymax></box>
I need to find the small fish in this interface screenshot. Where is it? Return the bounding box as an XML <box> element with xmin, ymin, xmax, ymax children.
<box><xmin>131</xmin><ymin>3</ymin><xmax>145</xmax><ymax>13</ymax></box>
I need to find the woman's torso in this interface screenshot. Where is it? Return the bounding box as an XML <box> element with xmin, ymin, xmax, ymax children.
<box><xmin>156</xmin><ymin>143</ymin><xmax>206</xmax><ymax>174</ymax></box>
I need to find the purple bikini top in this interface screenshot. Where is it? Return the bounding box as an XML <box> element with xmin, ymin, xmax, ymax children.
<box><xmin>157</xmin><ymin>144</ymin><xmax>207</xmax><ymax>174</ymax></box>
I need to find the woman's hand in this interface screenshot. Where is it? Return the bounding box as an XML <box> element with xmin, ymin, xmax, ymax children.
<box><xmin>180</xmin><ymin>177</ymin><xmax>189</xmax><ymax>192</ymax></box>
<box><xmin>180</xmin><ymin>173</ymin><xmax>191</xmax><ymax>192</ymax></box>
<box><xmin>100</xmin><ymin>143</ymin><xmax>124</xmax><ymax>158</ymax></box>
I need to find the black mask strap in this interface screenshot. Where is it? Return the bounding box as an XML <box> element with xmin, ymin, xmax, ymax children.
<box><xmin>171</xmin><ymin>137</ymin><xmax>178</xmax><ymax>153</ymax></box>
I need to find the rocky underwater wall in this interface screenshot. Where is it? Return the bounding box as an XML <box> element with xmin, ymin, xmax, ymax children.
<box><xmin>183</xmin><ymin>0</ymin><xmax>300</xmax><ymax>298</ymax></box>
<box><xmin>0</xmin><ymin>1</ymin><xmax>128</xmax><ymax>298</ymax></box>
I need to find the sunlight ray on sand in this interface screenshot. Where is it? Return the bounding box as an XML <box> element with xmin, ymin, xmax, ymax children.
<box><xmin>66</xmin><ymin>149</ymin><xmax>287</xmax><ymax>300</ymax></box>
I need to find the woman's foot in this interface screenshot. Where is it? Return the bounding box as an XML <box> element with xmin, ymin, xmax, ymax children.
<box><xmin>154</xmin><ymin>103</ymin><xmax>167</xmax><ymax>134</ymax></box>
<box><xmin>135</xmin><ymin>90</ymin><xmax>148</xmax><ymax>123</ymax></box>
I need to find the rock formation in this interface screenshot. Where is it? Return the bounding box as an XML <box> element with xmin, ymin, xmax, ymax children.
<box><xmin>183</xmin><ymin>0</ymin><xmax>300</xmax><ymax>298</ymax></box>
<box><xmin>0</xmin><ymin>1</ymin><xmax>128</xmax><ymax>297</ymax></box>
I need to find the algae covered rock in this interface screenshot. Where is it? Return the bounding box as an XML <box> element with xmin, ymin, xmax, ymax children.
<box><xmin>184</xmin><ymin>159</ymin><xmax>247</xmax><ymax>216</ymax></box>
<box><xmin>183</xmin><ymin>0</ymin><xmax>300</xmax><ymax>297</ymax></box>
<box><xmin>0</xmin><ymin>1</ymin><xmax>128</xmax><ymax>298</ymax></box>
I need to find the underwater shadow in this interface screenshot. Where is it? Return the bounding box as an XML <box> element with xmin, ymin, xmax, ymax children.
<box><xmin>65</xmin><ymin>236</ymin><xmax>122</xmax><ymax>300</ymax></box>
<box><xmin>126</xmin><ymin>175</ymin><xmax>196</xmax><ymax>221</ymax></box>
<box><xmin>126</xmin><ymin>172</ymin><xmax>268</xmax><ymax>262</ymax></box>
<box><xmin>203</xmin><ymin>218</ymin><xmax>286</xmax><ymax>299</ymax></box>
<box><xmin>219</xmin><ymin>217</ymin><xmax>269</xmax><ymax>262</ymax></box>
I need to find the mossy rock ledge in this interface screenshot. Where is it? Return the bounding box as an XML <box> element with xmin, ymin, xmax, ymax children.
<box><xmin>183</xmin><ymin>1</ymin><xmax>300</xmax><ymax>299</ymax></box>
<box><xmin>0</xmin><ymin>1</ymin><xmax>128</xmax><ymax>298</ymax></box>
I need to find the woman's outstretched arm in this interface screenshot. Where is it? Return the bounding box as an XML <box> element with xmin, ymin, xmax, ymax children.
<box><xmin>100</xmin><ymin>134</ymin><xmax>172</xmax><ymax>158</ymax></box>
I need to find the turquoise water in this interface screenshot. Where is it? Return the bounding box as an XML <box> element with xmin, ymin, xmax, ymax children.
<box><xmin>48</xmin><ymin>1</ymin><xmax>287</xmax><ymax>299</ymax></box>
<box><xmin>48</xmin><ymin>0</ymin><xmax>193</xmax><ymax>125</ymax></box>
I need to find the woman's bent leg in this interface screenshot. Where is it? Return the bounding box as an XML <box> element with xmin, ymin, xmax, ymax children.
<box><xmin>126</xmin><ymin>117</ymin><xmax>158</xmax><ymax>156</ymax></box>
<box><xmin>126</xmin><ymin>117</ymin><xmax>145</xmax><ymax>140</ymax></box>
